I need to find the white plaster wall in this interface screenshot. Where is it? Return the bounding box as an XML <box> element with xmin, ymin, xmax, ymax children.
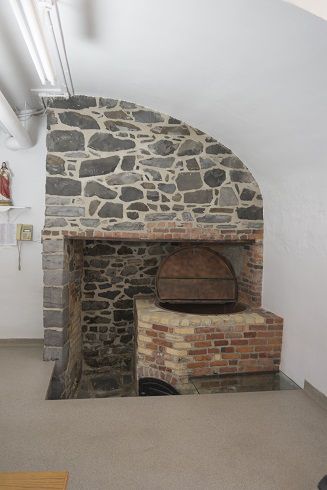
<box><xmin>263</xmin><ymin>171</ymin><xmax>327</xmax><ymax>395</ymax></box>
<box><xmin>59</xmin><ymin>0</ymin><xmax>327</xmax><ymax>394</ymax></box>
<box><xmin>0</xmin><ymin>117</ymin><xmax>46</xmax><ymax>338</ymax></box>
<box><xmin>0</xmin><ymin>0</ymin><xmax>326</xmax><ymax>394</ymax></box>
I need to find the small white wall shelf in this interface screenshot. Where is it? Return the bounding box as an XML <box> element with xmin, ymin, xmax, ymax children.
<box><xmin>0</xmin><ymin>206</ymin><xmax>31</xmax><ymax>223</ymax></box>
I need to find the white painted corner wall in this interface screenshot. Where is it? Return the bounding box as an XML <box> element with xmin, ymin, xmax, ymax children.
<box><xmin>0</xmin><ymin>117</ymin><xmax>46</xmax><ymax>339</ymax></box>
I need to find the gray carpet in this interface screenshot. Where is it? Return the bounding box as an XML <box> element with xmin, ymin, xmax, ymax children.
<box><xmin>0</xmin><ymin>345</ymin><xmax>326</xmax><ymax>490</ymax></box>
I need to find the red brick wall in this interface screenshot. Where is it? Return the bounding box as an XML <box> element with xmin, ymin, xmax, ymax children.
<box><xmin>136</xmin><ymin>299</ymin><xmax>283</xmax><ymax>394</ymax></box>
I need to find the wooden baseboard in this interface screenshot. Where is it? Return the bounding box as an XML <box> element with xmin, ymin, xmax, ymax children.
<box><xmin>0</xmin><ymin>338</ymin><xmax>43</xmax><ymax>347</ymax></box>
<box><xmin>0</xmin><ymin>471</ymin><xmax>68</xmax><ymax>489</ymax></box>
<box><xmin>304</xmin><ymin>380</ymin><xmax>327</xmax><ymax>411</ymax></box>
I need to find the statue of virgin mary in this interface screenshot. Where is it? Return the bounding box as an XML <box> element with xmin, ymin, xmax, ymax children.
<box><xmin>0</xmin><ymin>162</ymin><xmax>12</xmax><ymax>206</ymax></box>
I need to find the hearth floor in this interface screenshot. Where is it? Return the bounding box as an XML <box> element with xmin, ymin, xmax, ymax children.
<box><xmin>74</xmin><ymin>371</ymin><xmax>298</xmax><ymax>398</ymax></box>
<box><xmin>190</xmin><ymin>372</ymin><xmax>299</xmax><ymax>394</ymax></box>
<box><xmin>75</xmin><ymin>371</ymin><xmax>136</xmax><ymax>399</ymax></box>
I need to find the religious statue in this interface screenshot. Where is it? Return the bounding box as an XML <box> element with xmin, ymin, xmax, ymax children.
<box><xmin>0</xmin><ymin>162</ymin><xmax>12</xmax><ymax>206</ymax></box>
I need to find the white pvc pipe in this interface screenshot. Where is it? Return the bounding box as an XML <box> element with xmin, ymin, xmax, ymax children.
<box><xmin>10</xmin><ymin>0</ymin><xmax>46</xmax><ymax>85</ymax></box>
<box><xmin>0</xmin><ymin>91</ymin><xmax>33</xmax><ymax>150</ymax></box>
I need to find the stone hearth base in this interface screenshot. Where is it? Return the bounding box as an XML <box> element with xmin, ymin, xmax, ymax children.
<box><xmin>135</xmin><ymin>298</ymin><xmax>283</xmax><ymax>395</ymax></box>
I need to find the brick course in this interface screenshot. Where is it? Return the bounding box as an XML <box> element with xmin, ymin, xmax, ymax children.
<box><xmin>136</xmin><ymin>298</ymin><xmax>283</xmax><ymax>394</ymax></box>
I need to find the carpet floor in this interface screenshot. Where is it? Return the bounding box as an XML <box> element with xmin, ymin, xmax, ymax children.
<box><xmin>0</xmin><ymin>345</ymin><xmax>326</xmax><ymax>490</ymax></box>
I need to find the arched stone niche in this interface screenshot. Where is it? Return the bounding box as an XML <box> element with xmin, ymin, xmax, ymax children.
<box><xmin>45</xmin><ymin>95</ymin><xmax>263</xmax><ymax>236</ymax></box>
<box><xmin>43</xmin><ymin>96</ymin><xmax>270</xmax><ymax>399</ymax></box>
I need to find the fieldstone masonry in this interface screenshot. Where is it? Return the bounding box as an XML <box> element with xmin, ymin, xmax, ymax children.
<box><xmin>45</xmin><ymin>95</ymin><xmax>263</xmax><ymax>235</ymax></box>
<box><xmin>42</xmin><ymin>95</ymin><xmax>270</xmax><ymax>398</ymax></box>
<box><xmin>81</xmin><ymin>240</ymin><xmax>261</xmax><ymax>375</ymax></box>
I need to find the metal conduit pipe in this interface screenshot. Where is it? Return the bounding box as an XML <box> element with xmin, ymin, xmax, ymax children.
<box><xmin>0</xmin><ymin>91</ymin><xmax>33</xmax><ymax>150</ymax></box>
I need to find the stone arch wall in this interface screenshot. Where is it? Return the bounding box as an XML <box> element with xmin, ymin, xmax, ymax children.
<box><xmin>43</xmin><ymin>96</ymin><xmax>265</xmax><ymax>398</ymax></box>
<box><xmin>45</xmin><ymin>96</ymin><xmax>263</xmax><ymax>233</ymax></box>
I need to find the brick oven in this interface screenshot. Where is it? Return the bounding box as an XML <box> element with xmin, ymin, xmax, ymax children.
<box><xmin>42</xmin><ymin>95</ymin><xmax>283</xmax><ymax>399</ymax></box>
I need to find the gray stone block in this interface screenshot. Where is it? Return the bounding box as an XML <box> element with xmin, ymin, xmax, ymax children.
<box><xmin>204</xmin><ymin>168</ymin><xmax>226</xmax><ymax>188</ymax></box>
<box><xmin>44</xmin><ymin>328</ymin><xmax>68</xmax><ymax>347</ymax></box>
<box><xmin>47</xmin><ymin>130</ymin><xmax>85</xmax><ymax>152</ymax></box>
<box><xmin>46</xmin><ymin>206</ymin><xmax>85</xmax><ymax>217</ymax></box>
<box><xmin>219</xmin><ymin>187</ymin><xmax>239</xmax><ymax>206</ymax></box>
<box><xmin>84</xmin><ymin>243</ymin><xmax>116</xmax><ymax>256</ymax></box>
<box><xmin>184</xmin><ymin>189</ymin><xmax>213</xmax><ymax>204</ymax></box>
<box><xmin>42</xmin><ymin>254</ymin><xmax>66</xmax><ymax>270</ymax></box>
<box><xmin>46</xmin><ymin>155</ymin><xmax>65</xmax><ymax>175</ymax></box>
<box><xmin>121</xmin><ymin>156</ymin><xmax>135</xmax><ymax>171</ymax></box>
<box><xmin>230</xmin><ymin>170</ymin><xmax>254</xmax><ymax>183</ymax></box>
<box><xmin>140</xmin><ymin>157</ymin><xmax>175</xmax><ymax>168</ymax></box>
<box><xmin>89</xmin><ymin>200</ymin><xmax>101</xmax><ymax>216</ymax></box>
<box><xmin>43</xmin><ymin>286</ymin><xmax>69</xmax><ymax>309</ymax></box>
<box><xmin>59</xmin><ymin>111</ymin><xmax>100</xmax><ymax>129</ymax></box>
<box><xmin>50</xmin><ymin>95</ymin><xmax>96</xmax><ymax>110</ymax></box>
<box><xmin>64</xmin><ymin>152</ymin><xmax>89</xmax><ymax>158</ymax></box>
<box><xmin>109</xmin><ymin>222</ymin><xmax>145</xmax><ymax>231</ymax></box>
<box><xmin>206</xmin><ymin>143</ymin><xmax>231</xmax><ymax>155</ymax></box>
<box><xmin>240</xmin><ymin>188</ymin><xmax>256</xmax><ymax>201</ymax></box>
<box><xmin>43</xmin><ymin>239</ymin><xmax>65</xmax><ymax>253</ymax></box>
<box><xmin>45</xmin><ymin>197</ymin><xmax>71</xmax><ymax>205</ymax></box>
<box><xmin>196</xmin><ymin>215</ymin><xmax>231</xmax><ymax>223</ymax></box>
<box><xmin>177</xmin><ymin>140</ymin><xmax>203</xmax><ymax>156</ymax></box>
<box><xmin>176</xmin><ymin>172</ymin><xmax>203</xmax><ymax>191</ymax></box>
<box><xmin>151</xmin><ymin>125</ymin><xmax>190</xmax><ymax>136</ymax></box>
<box><xmin>199</xmin><ymin>157</ymin><xmax>215</xmax><ymax>169</ymax></box>
<box><xmin>144</xmin><ymin>168</ymin><xmax>162</xmax><ymax>181</ymax></box>
<box><xmin>43</xmin><ymin>269</ymin><xmax>69</xmax><ymax>287</ymax></box>
<box><xmin>44</xmin><ymin>341</ymin><xmax>70</xmax><ymax>381</ymax></box>
<box><xmin>43</xmin><ymin>345</ymin><xmax>63</xmax><ymax>361</ymax></box>
<box><xmin>46</xmin><ymin>177</ymin><xmax>81</xmax><ymax>196</ymax></box>
<box><xmin>99</xmin><ymin>97</ymin><xmax>118</xmax><ymax>108</ymax></box>
<box><xmin>44</xmin><ymin>218</ymin><xmax>68</xmax><ymax>228</ymax></box>
<box><xmin>84</xmin><ymin>181</ymin><xmax>117</xmax><ymax>199</ymax></box>
<box><xmin>120</xmin><ymin>100</ymin><xmax>137</xmax><ymax>109</ymax></box>
<box><xmin>158</xmin><ymin>184</ymin><xmax>176</xmax><ymax>194</ymax></box>
<box><xmin>106</xmin><ymin>172</ymin><xmax>142</xmax><ymax>185</ymax></box>
<box><xmin>104</xmin><ymin>110</ymin><xmax>132</xmax><ymax>120</ymax></box>
<box><xmin>120</xmin><ymin>187</ymin><xmax>143</xmax><ymax>202</ymax></box>
<box><xmin>82</xmin><ymin>300</ymin><xmax>109</xmax><ymax>311</ymax></box>
<box><xmin>80</xmin><ymin>218</ymin><xmax>100</xmax><ymax>227</ymax></box>
<box><xmin>79</xmin><ymin>156</ymin><xmax>120</xmax><ymax>178</ymax></box>
<box><xmin>89</xmin><ymin>259</ymin><xmax>109</xmax><ymax>268</ymax></box>
<box><xmin>127</xmin><ymin>202</ymin><xmax>149</xmax><ymax>211</ymax></box>
<box><xmin>88</xmin><ymin>133</ymin><xmax>135</xmax><ymax>152</ymax></box>
<box><xmin>149</xmin><ymin>140</ymin><xmax>178</xmax><ymax>156</ymax></box>
<box><xmin>133</xmin><ymin>110</ymin><xmax>164</xmax><ymax>123</ymax></box>
<box><xmin>220</xmin><ymin>156</ymin><xmax>245</xmax><ymax>169</ymax></box>
<box><xmin>98</xmin><ymin>202</ymin><xmax>123</xmax><ymax>218</ymax></box>
<box><xmin>44</xmin><ymin>307</ymin><xmax>69</xmax><ymax>328</ymax></box>
<box><xmin>145</xmin><ymin>213</ymin><xmax>176</xmax><ymax>221</ymax></box>
<box><xmin>237</xmin><ymin>205</ymin><xmax>263</xmax><ymax>220</ymax></box>
<box><xmin>186</xmin><ymin>158</ymin><xmax>200</xmax><ymax>170</ymax></box>
<box><xmin>47</xmin><ymin>109</ymin><xmax>57</xmax><ymax>129</ymax></box>
<box><xmin>104</xmin><ymin>120</ymin><xmax>140</xmax><ymax>132</ymax></box>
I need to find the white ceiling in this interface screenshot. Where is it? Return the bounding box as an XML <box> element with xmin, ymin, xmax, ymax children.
<box><xmin>1</xmin><ymin>0</ymin><xmax>327</xmax><ymax>176</ymax></box>
<box><xmin>282</xmin><ymin>0</ymin><xmax>327</xmax><ymax>21</ymax></box>
<box><xmin>55</xmin><ymin>0</ymin><xmax>327</xmax><ymax>175</ymax></box>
